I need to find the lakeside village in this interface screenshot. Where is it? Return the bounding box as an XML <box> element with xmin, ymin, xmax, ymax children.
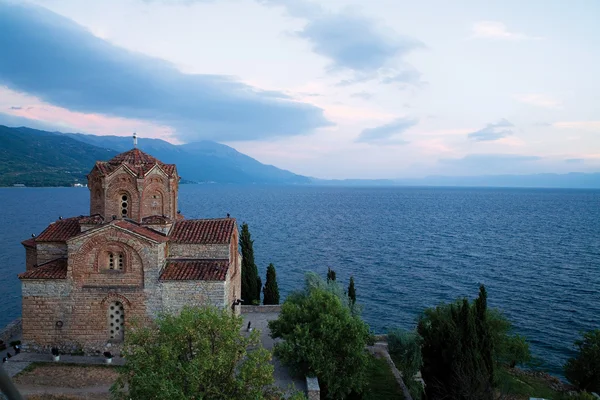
<box><xmin>1</xmin><ymin>141</ymin><xmax>599</xmax><ymax>400</ymax></box>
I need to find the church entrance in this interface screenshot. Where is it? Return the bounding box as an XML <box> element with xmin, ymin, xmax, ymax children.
<box><xmin>108</xmin><ymin>301</ymin><xmax>125</xmax><ymax>341</ymax></box>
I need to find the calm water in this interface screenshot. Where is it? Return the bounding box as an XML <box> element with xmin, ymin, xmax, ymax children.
<box><xmin>1</xmin><ymin>185</ymin><xmax>599</xmax><ymax>375</ymax></box>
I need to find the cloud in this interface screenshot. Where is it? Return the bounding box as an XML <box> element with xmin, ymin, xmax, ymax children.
<box><xmin>553</xmin><ymin>121</ymin><xmax>600</xmax><ymax>131</ymax></box>
<box><xmin>472</xmin><ymin>21</ymin><xmax>541</xmax><ymax>40</ymax></box>
<box><xmin>9</xmin><ymin>106</ymin><xmax>22</xmax><ymax>110</ymax></box>
<box><xmin>468</xmin><ymin>119</ymin><xmax>515</xmax><ymax>142</ymax></box>
<box><xmin>350</xmin><ymin>91</ymin><xmax>374</xmax><ymax>100</ymax></box>
<box><xmin>380</xmin><ymin>69</ymin><xmax>422</xmax><ymax>85</ymax></box>
<box><xmin>356</xmin><ymin>117</ymin><xmax>417</xmax><ymax>143</ymax></box>
<box><xmin>565</xmin><ymin>158</ymin><xmax>584</xmax><ymax>164</ymax></box>
<box><xmin>516</xmin><ymin>94</ymin><xmax>561</xmax><ymax>109</ymax></box>
<box><xmin>261</xmin><ymin>0</ymin><xmax>422</xmax><ymax>77</ymax></box>
<box><xmin>0</xmin><ymin>2</ymin><xmax>331</xmax><ymax>142</ymax></box>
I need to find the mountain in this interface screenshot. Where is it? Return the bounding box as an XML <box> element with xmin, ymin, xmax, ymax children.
<box><xmin>65</xmin><ymin>133</ymin><xmax>311</xmax><ymax>184</ymax></box>
<box><xmin>0</xmin><ymin>125</ymin><xmax>117</xmax><ymax>186</ymax></box>
<box><xmin>0</xmin><ymin>125</ymin><xmax>310</xmax><ymax>186</ymax></box>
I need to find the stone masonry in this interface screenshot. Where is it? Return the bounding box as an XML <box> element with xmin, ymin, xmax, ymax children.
<box><xmin>19</xmin><ymin>147</ymin><xmax>242</xmax><ymax>353</ymax></box>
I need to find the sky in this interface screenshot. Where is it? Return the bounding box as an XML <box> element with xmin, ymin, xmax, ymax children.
<box><xmin>1</xmin><ymin>0</ymin><xmax>599</xmax><ymax>179</ymax></box>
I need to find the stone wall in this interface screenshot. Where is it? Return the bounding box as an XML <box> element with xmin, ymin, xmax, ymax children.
<box><xmin>306</xmin><ymin>377</ymin><xmax>320</xmax><ymax>400</ymax></box>
<box><xmin>168</xmin><ymin>243</ymin><xmax>229</xmax><ymax>259</ymax></box>
<box><xmin>161</xmin><ymin>281</ymin><xmax>227</xmax><ymax>313</ymax></box>
<box><xmin>36</xmin><ymin>242</ymin><xmax>67</xmax><ymax>265</ymax></box>
<box><xmin>240</xmin><ymin>305</ymin><xmax>282</xmax><ymax>313</ymax></box>
<box><xmin>25</xmin><ymin>246</ymin><xmax>37</xmax><ymax>271</ymax></box>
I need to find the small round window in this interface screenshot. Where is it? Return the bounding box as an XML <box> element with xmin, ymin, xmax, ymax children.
<box><xmin>120</xmin><ymin>194</ymin><xmax>129</xmax><ymax>217</ymax></box>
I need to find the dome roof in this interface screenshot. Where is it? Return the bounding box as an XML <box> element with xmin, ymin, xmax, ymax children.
<box><xmin>92</xmin><ymin>148</ymin><xmax>177</xmax><ymax>178</ymax></box>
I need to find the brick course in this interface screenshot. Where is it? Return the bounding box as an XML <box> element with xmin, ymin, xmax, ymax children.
<box><xmin>20</xmin><ymin>148</ymin><xmax>241</xmax><ymax>352</ymax></box>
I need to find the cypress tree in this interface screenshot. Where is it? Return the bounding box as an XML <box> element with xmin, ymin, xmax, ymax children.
<box><xmin>240</xmin><ymin>223</ymin><xmax>259</xmax><ymax>305</ymax></box>
<box><xmin>326</xmin><ymin>267</ymin><xmax>336</xmax><ymax>282</ymax></box>
<box><xmin>263</xmin><ymin>263</ymin><xmax>280</xmax><ymax>305</ymax></box>
<box><xmin>256</xmin><ymin>276</ymin><xmax>262</xmax><ymax>305</ymax></box>
<box><xmin>474</xmin><ymin>284</ymin><xmax>494</xmax><ymax>389</ymax></box>
<box><xmin>348</xmin><ymin>276</ymin><xmax>356</xmax><ymax>307</ymax></box>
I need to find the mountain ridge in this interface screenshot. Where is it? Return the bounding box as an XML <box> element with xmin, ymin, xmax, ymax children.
<box><xmin>0</xmin><ymin>124</ymin><xmax>599</xmax><ymax>188</ymax></box>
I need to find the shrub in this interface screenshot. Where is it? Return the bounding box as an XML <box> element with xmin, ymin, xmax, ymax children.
<box><xmin>269</xmin><ymin>282</ymin><xmax>371</xmax><ymax>399</ymax></box>
<box><xmin>564</xmin><ymin>329</ymin><xmax>600</xmax><ymax>393</ymax></box>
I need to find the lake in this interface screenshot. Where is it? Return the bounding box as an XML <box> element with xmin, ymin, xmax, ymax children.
<box><xmin>0</xmin><ymin>185</ymin><xmax>598</xmax><ymax>375</ymax></box>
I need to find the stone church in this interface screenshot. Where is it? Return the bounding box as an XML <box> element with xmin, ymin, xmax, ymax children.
<box><xmin>18</xmin><ymin>146</ymin><xmax>241</xmax><ymax>351</ymax></box>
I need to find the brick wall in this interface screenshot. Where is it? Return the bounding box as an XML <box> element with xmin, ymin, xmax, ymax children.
<box><xmin>161</xmin><ymin>281</ymin><xmax>227</xmax><ymax>313</ymax></box>
<box><xmin>36</xmin><ymin>243</ymin><xmax>67</xmax><ymax>265</ymax></box>
<box><xmin>25</xmin><ymin>246</ymin><xmax>37</xmax><ymax>271</ymax></box>
<box><xmin>168</xmin><ymin>243</ymin><xmax>229</xmax><ymax>259</ymax></box>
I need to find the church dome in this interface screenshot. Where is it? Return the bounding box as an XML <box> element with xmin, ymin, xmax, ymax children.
<box><xmin>93</xmin><ymin>148</ymin><xmax>177</xmax><ymax>178</ymax></box>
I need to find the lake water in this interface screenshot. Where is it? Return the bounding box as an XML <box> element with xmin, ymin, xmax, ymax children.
<box><xmin>0</xmin><ymin>185</ymin><xmax>599</xmax><ymax>375</ymax></box>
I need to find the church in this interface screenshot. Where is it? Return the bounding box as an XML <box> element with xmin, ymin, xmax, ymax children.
<box><xmin>18</xmin><ymin>144</ymin><xmax>241</xmax><ymax>352</ymax></box>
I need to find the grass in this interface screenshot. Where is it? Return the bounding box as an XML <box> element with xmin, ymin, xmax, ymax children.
<box><xmin>361</xmin><ymin>354</ymin><xmax>405</xmax><ymax>400</ymax></box>
<box><xmin>496</xmin><ymin>367</ymin><xmax>562</xmax><ymax>399</ymax></box>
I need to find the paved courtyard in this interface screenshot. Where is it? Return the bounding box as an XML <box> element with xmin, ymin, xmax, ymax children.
<box><xmin>241</xmin><ymin>311</ymin><xmax>306</xmax><ymax>395</ymax></box>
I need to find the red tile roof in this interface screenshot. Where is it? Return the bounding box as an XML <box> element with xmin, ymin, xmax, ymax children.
<box><xmin>36</xmin><ymin>217</ymin><xmax>85</xmax><ymax>242</ymax></box>
<box><xmin>169</xmin><ymin>218</ymin><xmax>236</xmax><ymax>244</ymax></box>
<box><xmin>79</xmin><ymin>214</ymin><xmax>104</xmax><ymax>224</ymax></box>
<box><xmin>114</xmin><ymin>220</ymin><xmax>168</xmax><ymax>242</ymax></box>
<box><xmin>159</xmin><ymin>259</ymin><xmax>229</xmax><ymax>281</ymax></box>
<box><xmin>21</xmin><ymin>238</ymin><xmax>36</xmax><ymax>248</ymax></box>
<box><xmin>18</xmin><ymin>259</ymin><xmax>68</xmax><ymax>280</ymax></box>
<box><xmin>141</xmin><ymin>215</ymin><xmax>172</xmax><ymax>225</ymax></box>
<box><xmin>93</xmin><ymin>149</ymin><xmax>177</xmax><ymax>178</ymax></box>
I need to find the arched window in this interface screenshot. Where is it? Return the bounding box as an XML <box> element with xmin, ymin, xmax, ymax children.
<box><xmin>120</xmin><ymin>194</ymin><xmax>129</xmax><ymax>218</ymax></box>
<box><xmin>108</xmin><ymin>301</ymin><xmax>125</xmax><ymax>341</ymax></box>
<box><xmin>107</xmin><ymin>252</ymin><xmax>125</xmax><ymax>271</ymax></box>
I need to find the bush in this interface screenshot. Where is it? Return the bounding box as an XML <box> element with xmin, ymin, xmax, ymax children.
<box><xmin>387</xmin><ymin>329</ymin><xmax>424</xmax><ymax>399</ymax></box>
<box><xmin>564</xmin><ymin>329</ymin><xmax>600</xmax><ymax>393</ymax></box>
<box><xmin>112</xmin><ymin>306</ymin><xmax>278</xmax><ymax>400</ymax></box>
<box><xmin>269</xmin><ymin>280</ymin><xmax>371</xmax><ymax>399</ymax></box>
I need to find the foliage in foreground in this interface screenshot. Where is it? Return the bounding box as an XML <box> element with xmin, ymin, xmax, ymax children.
<box><xmin>240</xmin><ymin>222</ymin><xmax>260</xmax><ymax>305</ymax></box>
<box><xmin>263</xmin><ymin>263</ymin><xmax>280</xmax><ymax>305</ymax></box>
<box><xmin>564</xmin><ymin>328</ymin><xmax>600</xmax><ymax>393</ymax></box>
<box><xmin>417</xmin><ymin>285</ymin><xmax>495</xmax><ymax>400</ymax></box>
<box><xmin>387</xmin><ymin>329</ymin><xmax>424</xmax><ymax>399</ymax></box>
<box><xmin>111</xmin><ymin>306</ymin><xmax>279</xmax><ymax>400</ymax></box>
<box><xmin>269</xmin><ymin>276</ymin><xmax>371</xmax><ymax>399</ymax></box>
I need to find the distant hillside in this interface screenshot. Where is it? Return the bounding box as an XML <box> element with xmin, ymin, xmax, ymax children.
<box><xmin>0</xmin><ymin>125</ymin><xmax>311</xmax><ymax>186</ymax></box>
<box><xmin>0</xmin><ymin>125</ymin><xmax>117</xmax><ymax>186</ymax></box>
<box><xmin>65</xmin><ymin>133</ymin><xmax>311</xmax><ymax>184</ymax></box>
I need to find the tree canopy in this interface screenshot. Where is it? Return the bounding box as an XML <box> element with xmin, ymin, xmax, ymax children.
<box><xmin>111</xmin><ymin>306</ymin><xmax>278</xmax><ymax>400</ymax></box>
<box><xmin>565</xmin><ymin>329</ymin><xmax>600</xmax><ymax>393</ymax></box>
<box><xmin>240</xmin><ymin>223</ymin><xmax>260</xmax><ymax>305</ymax></box>
<box><xmin>269</xmin><ymin>277</ymin><xmax>371</xmax><ymax>399</ymax></box>
<box><xmin>263</xmin><ymin>263</ymin><xmax>280</xmax><ymax>305</ymax></box>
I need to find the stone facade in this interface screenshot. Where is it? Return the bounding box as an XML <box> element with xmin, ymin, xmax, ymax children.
<box><xmin>19</xmin><ymin>148</ymin><xmax>241</xmax><ymax>353</ymax></box>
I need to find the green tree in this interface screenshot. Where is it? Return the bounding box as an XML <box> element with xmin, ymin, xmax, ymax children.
<box><xmin>240</xmin><ymin>223</ymin><xmax>259</xmax><ymax>304</ymax></box>
<box><xmin>269</xmin><ymin>281</ymin><xmax>371</xmax><ymax>399</ymax></box>
<box><xmin>474</xmin><ymin>285</ymin><xmax>494</xmax><ymax>389</ymax></box>
<box><xmin>564</xmin><ymin>329</ymin><xmax>600</xmax><ymax>393</ymax></box>
<box><xmin>387</xmin><ymin>329</ymin><xmax>424</xmax><ymax>399</ymax></box>
<box><xmin>348</xmin><ymin>276</ymin><xmax>356</xmax><ymax>307</ymax></box>
<box><xmin>417</xmin><ymin>286</ymin><xmax>495</xmax><ymax>400</ymax></box>
<box><xmin>263</xmin><ymin>263</ymin><xmax>280</xmax><ymax>305</ymax></box>
<box><xmin>326</xmin><ymin>267</ymin><xmax>336</xmax><ymax>282</ymax></box>
<box><xmin>111</xmin><ymin>306</ymin><xmax>277</xmax><ymax>400</ymax></box>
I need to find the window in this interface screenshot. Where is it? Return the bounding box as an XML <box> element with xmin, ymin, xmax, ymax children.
<box><xmin>107</xmin><ymin>252</ymin><xmax>124</xmax><ymax>271</ymax></box>
<box><xmin>120</xmin><ymin>194</ymin><xmax>129</xmax><ymax>218</ymax></box>
<box><xmin>108</xmin><ymin>301</ymin><xmax>124</xmax><ymax>341</ymax></box>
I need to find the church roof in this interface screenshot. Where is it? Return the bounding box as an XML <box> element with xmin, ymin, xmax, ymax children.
<box><xmin>113</xmin><ymin>220</ymin><xmax>169</xmax><ymax>242</ymax></box>
<box><xmin>93</xmin><ymin>148</ymin><xmax>177</xmax><ymax>178</ymax></box>
<box><xmin>169</xmin><ymin>218</ymin><xmax>236</xmax><ymax>244</ymax></box>
<box><xmin>159</xmin><ymin>259</ymin><xmax>229</xmax><ymax>281</ymax></box>
<box><xmin>36</xmin><ymin>216</ymin><xmax>85</xmax><ymax>242</ymax></box>
<box><xmin>21</xmin><ymin>238</ymin><xmax>36</xmax><ymax>248</ymax></box>
<box><xmin>141</xmin><ymin>215</ymin><xmax>172</xmax><ymax>225</ymax></box>
<box><xmin>18</xmin><ymin>259</ymin><xmax>68</xmax><ymax>280</ymax></box>
<box><xmin>79</xmin><ymin>214</ymin><xmax>104</xmax><ymax>224</ymax></box>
